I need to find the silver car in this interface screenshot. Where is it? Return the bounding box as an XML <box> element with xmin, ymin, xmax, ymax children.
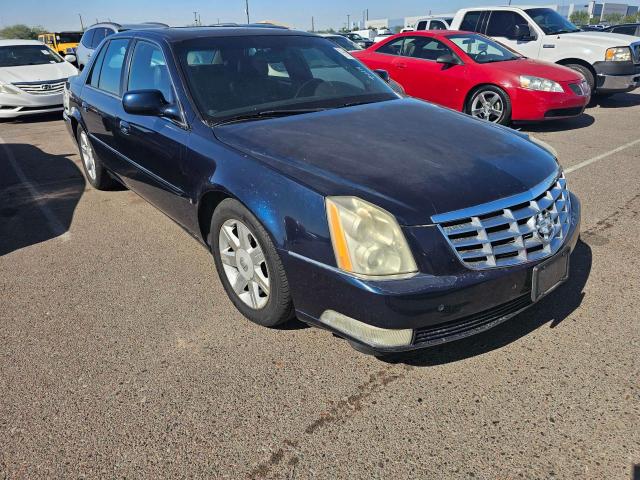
<box><xmin>76</xmin><ymin>22</ymin><xmax>168</xmax><ymax>70</ymax></box>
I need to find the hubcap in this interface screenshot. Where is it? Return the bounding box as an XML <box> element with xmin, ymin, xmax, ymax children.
<box><xmin>218</xmin><ymin>219</ymin><xmax>270</xmax><ymax>310</ymax></box>
<box><xmin>471</xmin><ymin>91</ymin><xmax>504</xmax><ymax>123</ymax></box>
<box><xmin>80</xmin><ymin>131</ymin><xmax>97</xmax><ymax>180</ymax></box>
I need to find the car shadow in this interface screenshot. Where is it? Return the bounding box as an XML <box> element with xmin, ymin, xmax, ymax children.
<box><xmin>0</xmin><ymin>111</ymin><xmax>64</xmax><ymax>125</ymax></box>
<box><xmin>380</xmin><ymin>240</ymin><xmax>592</xmax><ymax>367</ymax></box>
<box><xmin>589</xmin><ymin>92</ymin><xmax>640</xmax><ymax>109</ymax></box>
<box><xmin>517</xmin><ymin>113</ymin><xmax>595</xmax><ymax>133</ymax></box>
<box><xmin>0</xmin><ymin>143</ymin><xmax>85</xmax><ymax>256</ymax></box>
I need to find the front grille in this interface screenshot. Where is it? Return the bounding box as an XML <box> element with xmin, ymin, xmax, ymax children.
<box><xmin>632</xmin><ymin>43</ymin><xmax>640</xmax><ymax>64</ymax></box>
<box><xmin>12</xmin><ymin>78</ymin><xmax>66</xmax><ymax>95</ymax></box>
<box><xmin>544</xmin><ymin>107</ymin><xmax>584</xmax><ymax>118</ymax></box>
<box><xmin>413</xmin><ymin>294</ymin><xmax>532</xmax><ymax>345</ymax></box>
<box><xmin>435</xmin><ymin>173</ymin><xmax>571</xmax><ymax>270</ymax></box>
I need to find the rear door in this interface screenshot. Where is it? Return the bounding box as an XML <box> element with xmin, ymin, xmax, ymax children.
<box><xmin>115</xmin><ymin>39</ymin><xmax>190</xmax><ymax>221</ymax></box>
<box><xmin>81</xmin><ymin>38</ymin><xmax>131</xmax><ymax>174</ymax></box>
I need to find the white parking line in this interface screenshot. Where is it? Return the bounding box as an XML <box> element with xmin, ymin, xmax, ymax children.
<box><xmin>565</xmin><ymin>138</ymin><xmax>640</xmax><ymax>174</ymax></box>
<box><xmin>0</xmin><ymin>134</ymin><xmax>71</xmax><ymax>243</ymax></box>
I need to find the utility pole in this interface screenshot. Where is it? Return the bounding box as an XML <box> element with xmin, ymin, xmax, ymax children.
<box><xmin>198</xmin><ymin>13</ymin><xmax>201</xmax><ymax>26</ymax></box>
<box><xmin>311</xmin><ymin>16</ymin><xmax>315</xmax><ymax>32</ymax></box>
<box><xmin>193</xmin><ymin>12</ymin><xmax>198</xmax><ymax>25</ymax></box>
<box><xmin>347</xmin><ymin>14</ymin><xmax>350</xmax><ymax>31</ymax></box>
<box><xmin>78</xmin><ymin>13</ymin><xmax>85</xmax><ymax>31</ymax></box>
<box><xmin>245</xmin><ymin>0</ymin><xmax>250</xmax><ymax>24</ymax></box>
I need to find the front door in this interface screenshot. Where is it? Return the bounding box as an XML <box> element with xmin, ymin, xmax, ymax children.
<box><xmin>485</xmin><ymin>11</ymin><xmax>541</xmax><ymax>58</ymax></box>
<box><xmin>115</xmin><ymin>40</ymin><xmax>191</xmax><ymax>222</ymax></box>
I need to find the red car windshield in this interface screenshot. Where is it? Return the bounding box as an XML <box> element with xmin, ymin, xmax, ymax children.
<box><xmin>447</xmin><ymin>33</ymin><xmax>522</xmax><ymax>64</ymax></box>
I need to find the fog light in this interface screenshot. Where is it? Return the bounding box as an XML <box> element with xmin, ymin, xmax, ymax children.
<box><xmin>320</xmin><ymin>310</ymin><xmax>413</xmax><ymax>348</ymax></box>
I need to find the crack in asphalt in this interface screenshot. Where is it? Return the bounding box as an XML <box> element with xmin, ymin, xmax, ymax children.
<box><xmin>248</xmin><ymin>365</ymin><xmax>413</xmax><ymax>479</ymax></box>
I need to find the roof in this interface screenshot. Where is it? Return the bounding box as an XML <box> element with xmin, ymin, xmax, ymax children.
<box><xmin>110</xmin><ymin>26</ymin><xmax>315</xmax><ymax>43</ymax></box>
<box><xmin>0</xmin><ymin>39</ymin><xmax>45</xmax><ymax>46</ymax></box>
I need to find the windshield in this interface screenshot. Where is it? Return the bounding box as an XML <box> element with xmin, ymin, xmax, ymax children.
<box><xmin>447</xmin><ymin>33</ymin><xmax>522</xmax><ymax>63</ymax></box>
<box><xmin>525</xmin><ymin>8</ymin><xmax>581</xmax><ymax>34</ymax></box>
<box><xmin>57</xmin><ymin>32</ymin><xmax>82</xmax><ymax>43</ymax></box>
<box><xmin>177</xmin><ymin>35</ymin><xmax>396</xmax><ymax>124</ymax></box>
<box><xmin>0</xmin><ymin>45</ymin><xmax>64</xmax><ymax>67</ymax></box>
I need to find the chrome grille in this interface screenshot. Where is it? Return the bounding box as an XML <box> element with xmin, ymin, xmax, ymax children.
<box><xmin>633</xmin><ymin>43</ymin><xmax>640</xmax><ymax>64</ymax></box>
<box><xmin>12</xmin><ymin>78</ymin><xmax>66</xmax><ymax>95</ymax></box>
<box><xmin>434</xmin><ymin>173</ymin><xmax>571</xmax><ymax>270</ymax></box>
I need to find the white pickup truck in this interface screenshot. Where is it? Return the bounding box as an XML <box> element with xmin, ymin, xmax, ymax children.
<box><xmin>450</xmin><ymin>6</ymin><xmax>640</xmax><ymax>96</ymax></box>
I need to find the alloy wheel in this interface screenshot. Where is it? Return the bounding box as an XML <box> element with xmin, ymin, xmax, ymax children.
<box><xmin>470</xmin><ymin>91</ymin><xmax>504</xmax><ymax>123</ymax></box>
<box><xmin>79</xmin><ymin>131</ymin><xmax>97</xmax><ymax>181</ymax></box>
<box><xmin>218</xmin><ymin>218</ymin><xmax>270</xmax><ymax>310</ymax></box>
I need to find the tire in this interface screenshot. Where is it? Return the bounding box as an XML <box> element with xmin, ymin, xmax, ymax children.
<box><xmin>209</xmin><ymin>199</ymin><xmax>294</xmax><ymax>327</ymax></box>
<box><xmin>76</xmin><ymin>126</ymin><xmax>116</xmax><ymax>190</ymax></box>
<box><xmin>466</xmin><ymin>85</ymin><xmax>512</xmax><ymax>125</ymax></box>
<box><xmin>564</xmin><ymin>64</ymin><xmax>595</xmax><ymax>94</ymax></box>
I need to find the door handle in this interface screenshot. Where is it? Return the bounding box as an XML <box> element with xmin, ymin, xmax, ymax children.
<box><xmin>395</xmin><ymin>63</ymin><xmax>407</xmax><ymax>69</ymax></box>
<box><xmin>119</xmin><ymin>120</ymin><xmax>131</xmax><ymax>135</ymax></box>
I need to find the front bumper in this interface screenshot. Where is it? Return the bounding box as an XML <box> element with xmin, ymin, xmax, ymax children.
<box><xmin>284</xmin><ymin>193</ymin><xmax>581</xmax><ymax>353</ymax></box>
<box><xmin>593</xmin><ymin>61</ymin><xmax>640</xmax><ymax>93</ymax></box>
<box><xmin>509</xmin><ymin>87</ymin><xmax>589</xmax><ymax>121</ymax></box>
<box><xmin>0</xmin><ymin>92</ymin><xmax>63</xmax><ymax>118</ymax></box>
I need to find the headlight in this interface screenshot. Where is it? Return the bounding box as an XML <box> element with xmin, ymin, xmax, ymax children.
<box><xmin>520</xmin><ymin>75</ymin><xmax>564</xmax><ymax>93</ymax></box>
<box><xmin>605</xmin><ymin>47</ymin><xmax>632</xmax><ymax>62</ymax></box>
<box><xmin>0</xmin><ymin>83</ymin><xmax>20</xmax><ymax>95</ymax></box>
<box><xmin>528</xmin><ymin>135</ymin><xmax>558</xmax><ymax>158</ymax></box>
<box><xmin>326</xmin><ymin>196</ymin><xmax>417</xmax><ymax>276</ymax></box>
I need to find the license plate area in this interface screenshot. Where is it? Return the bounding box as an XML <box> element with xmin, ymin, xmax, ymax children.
<box><xmin>531</xmin><ymin>248</ymin><xmax>570</xmax><ymax>302</ymax></box>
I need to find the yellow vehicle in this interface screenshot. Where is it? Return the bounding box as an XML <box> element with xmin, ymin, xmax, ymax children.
<box><xmin>37</xmin><ymin>32</ymin><xmax>83</xmax><ymax>56</ymax></box>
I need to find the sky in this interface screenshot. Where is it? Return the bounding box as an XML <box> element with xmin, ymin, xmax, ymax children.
<box><xmin>2</xmin><ymin>0</ymin><xmax>640</xmax><ymax>32</ymax></box>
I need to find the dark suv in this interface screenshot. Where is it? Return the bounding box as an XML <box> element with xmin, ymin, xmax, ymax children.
<box><xmin>64</xmin><ymin>27</ymin><xmax>580</xmax><ymax>354</ymax></box>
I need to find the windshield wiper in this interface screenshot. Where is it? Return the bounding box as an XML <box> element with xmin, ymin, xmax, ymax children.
<box><xmin>212</xmin><ymin>107</ymin><xmax>329</xmax><ymax>126</ymax></box>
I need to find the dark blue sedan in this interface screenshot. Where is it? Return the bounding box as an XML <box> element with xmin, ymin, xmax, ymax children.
<box><xmin>63</xmin><ymin>27</ymin><xmax>581</xmax><ymax>354</ymax></box>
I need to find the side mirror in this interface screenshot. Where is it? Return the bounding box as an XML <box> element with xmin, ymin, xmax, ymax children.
<box><xmin>436</xmin><ymin>53</ymin><xmax>460</xmax><ymax>66</ymax></box>
<box><xmin>64</xmin><ymin>54</ymin><xmax>77</xmax><ymax>64</ymax></box>
<box><xmin>512</xmin><ymin>24</ymin><xmax>532</xmax><ymax>40</ymax></box>
<box><xmin>373</xmin><ymin>69</ymin><xmax>390</xmax><ymax>83</ymax></box>
<box><xmin>122</xmin><ymin>89</ymin><xmax>180</xmax><ymax>121</ymax></box>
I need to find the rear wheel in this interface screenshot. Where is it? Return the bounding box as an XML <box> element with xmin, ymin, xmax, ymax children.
<box><xmin>76</xmin><ymin>126</ymin><xmax>116</xmax><ymax>190</ymax></box>
<box><xmin>210</xmin><ymin>199</ymin><xmax>294</xmax><ymax>327</ymax></box>
<box><xmin>466</xmin><ymin>86</ymin><xmax>512</xmax><ymax>125</ymax></box>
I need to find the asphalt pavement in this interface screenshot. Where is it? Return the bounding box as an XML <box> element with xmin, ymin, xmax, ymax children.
<box><xmin>1</xmin><ymin>94</ymin><xmax>639</xmax><ymax>479</ymax></box>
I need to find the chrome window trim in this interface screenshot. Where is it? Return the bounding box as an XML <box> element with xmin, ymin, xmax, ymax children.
<box><xmin>431</xmin><ymin>169</ymin><xmax>560</xmax><ymax>224</ymax></box>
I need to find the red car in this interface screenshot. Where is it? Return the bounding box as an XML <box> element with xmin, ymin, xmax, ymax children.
<box><xmin>352</xmin><ymin>31</ymin><xmax>590</xmax><ymax>124</ymax></box>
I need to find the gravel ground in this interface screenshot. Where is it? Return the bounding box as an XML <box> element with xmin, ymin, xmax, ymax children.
<box><xmin>1</xmin><ymin>93</ymin><xmax>639</xmax><ymax>479</ymax></box>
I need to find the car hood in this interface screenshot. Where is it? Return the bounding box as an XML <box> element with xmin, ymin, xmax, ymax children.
<box><xmin>215</xmin><ymin>98</ymin><xmax>559</xmax><ymax>226</ymax></box>
<box><xmin>551</xmin><ymin>31</ymin><xmax>639</xmax><ymax>49</ymax></box>
<box><xmin>0</xmin><ymin>61</ymin><xmax>78</xmax><ymax>83</ymax></box>
<box><xmin>481</xmin><ymin>58</ymin><xmax>582</xmax><ymax>82</ymax></box>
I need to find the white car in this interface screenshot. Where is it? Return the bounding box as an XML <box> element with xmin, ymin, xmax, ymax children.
<box><xmin>450</xmin><ymin>6</ymin><xmax>640</xmax><ymax>95</ymax></box>
<box><xmin>0</xmin><ymin>39</ymin><xmax>78</xmax><ymax>119</ymax></box>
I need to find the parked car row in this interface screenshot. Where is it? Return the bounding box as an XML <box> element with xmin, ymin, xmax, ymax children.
<box><xmin>54</xmin><ymin>22</ymin><xmax>586</xmax><ymax>355</ymax></box>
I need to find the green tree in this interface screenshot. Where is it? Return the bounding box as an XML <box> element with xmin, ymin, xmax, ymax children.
<box><xmin>569</xmin><ymin>10</ymin><xmax>590</xmax><ymax>25</ymax></box>
<box><xmin>0</xmin><ymin>24</ymin><xmax>46</xmax><ymax>40</ymax></box>
<box><xmin>622</xmin><ymin>14</ymin><xmax>639</xmax><ymax>24</ymax></box>
<box><xmin>602</xmin><ymin>13</ymin><xmax>624</xmax><ymax>25</ymax></box>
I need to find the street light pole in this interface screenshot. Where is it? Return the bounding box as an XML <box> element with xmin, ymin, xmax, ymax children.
<box><xmin>245</xmin><ymin>0</ymin><xmax>250</xmax><ymax>24</ymax></box>
<box><xmin>347</xmin><ymin>14</ymin><xmax>351</xmax><ymax>31</ymax></box>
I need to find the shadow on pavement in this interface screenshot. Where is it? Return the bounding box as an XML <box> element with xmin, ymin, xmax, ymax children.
<box><xmin>382</xmin><ymin>240</ymin><xmax>592</xmax><ymax>367</ymax></box>
<box><xmin>518</xmin><ymin>113</ymin><xmax>595</xmax><ymax>133</ymax></box>
<box><xmin>0</xmin><ymin>143</ymin><xmax>85</xmax><ymax>256</ymax></box>
<box><xmin>589</xmin><ymin>91</ymin><xmax>640</xmax><ymax>109</ymax></box>
<box><xmin>0</xmin><ymin>111</ymin><xmax>64</xmax><ymax>125</ymax></box>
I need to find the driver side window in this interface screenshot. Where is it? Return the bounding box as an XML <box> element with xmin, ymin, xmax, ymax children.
<box><xmin>402</xmin><ymin>37</ymin><xmax>454</xmax><ymax>61</ymax></box>
<box><xmin>376</xmin><ymin>38</ymin><xmax>405</xmax><ymax>55</ymax></box>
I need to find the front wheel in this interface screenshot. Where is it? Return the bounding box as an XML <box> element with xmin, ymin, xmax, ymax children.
<box><xmin>210</xmin><ymin>199</ymin><xmax>294</xmax><ymax>327</ymax></box>
<box><xmin>466</xmin><ymin>86</ymin><xmax>512</xmax><ymax>125</ymax></box>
